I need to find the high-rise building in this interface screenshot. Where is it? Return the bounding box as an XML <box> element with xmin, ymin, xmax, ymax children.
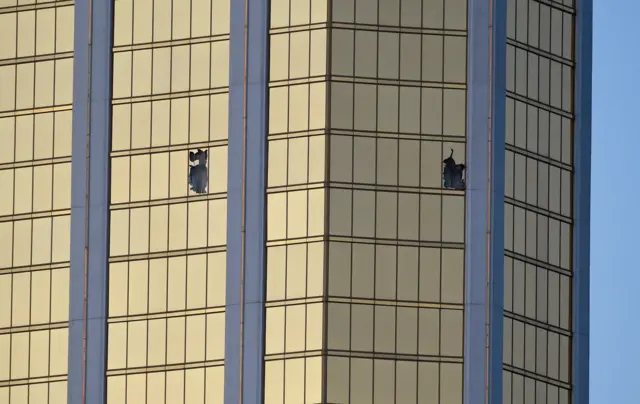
<box><xmin>0</xmin><ymin>0</ymin><xmax>591</xmax><ymax>403</ymax></box>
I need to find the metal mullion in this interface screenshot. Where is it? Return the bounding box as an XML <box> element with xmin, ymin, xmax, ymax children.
<box><xmin>203</xmin><ymin>0</ymin><xmax>214</xmax><ymax>397</ymax></box>
<box><xmin>182</xmin><ymin>0</ymin><xmax>194</xmax><ymax>398</ymax></box>
<box><xmin>371</xmin><ymin>0</ymin><xmax>381</xmax><ymax>399</ymax></box>
<box><xmin>438</xmin><ymin>0</ymin><xmax>446</xmax><ymax>401</ymax></box>
<box><xmin>163</xmin><ymin>1</ymin><xmax>175</xmax><ymax>402</ymax></box>
<box><xmin>346</xmin><ymin>1</ymin><xmax>357</xmax><ymax>401</ymax></box>
<box><xmin>144</xmin><ymin>1</ymin><xmax>156</xmax><ymax>402</ymax></box>
<box><xmin>393</xmin><ymin>0</ymin><xmax>401</xmax><ymax>398</ymax></box>
<box><xmin>321</xmin><ymin>1</ymin><xmax>332</xmax><ymax>402</ymax></box>
<box><xmin>303</xmin><ymin>1</ymin><xmax>313</xmax><ymax>400</ymax></box>
<box><xmin>415</xmin><ymin>0</ymin><xmax>424</xmax><ymax>398</ymax></box>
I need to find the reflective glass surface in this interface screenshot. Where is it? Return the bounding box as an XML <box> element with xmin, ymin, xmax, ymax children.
<box><xmin>504</xmin><ymin>0</ymin><xmax>575</xmax><ymax>402</ymax></box>
<box><xmin>0</xmin><ymin>1</ymin><xmax>73</xmax><ymax>401</ymax></box>
<box><xmin>106</xmin><ymin>0</ymin><xmax>230</xmax><ymax>402</ymax></box>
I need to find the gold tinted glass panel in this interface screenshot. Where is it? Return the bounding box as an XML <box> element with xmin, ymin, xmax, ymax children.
<box><xmin>0</xmin><ymin>1</ymin><xmax>73</xmax><ymax>397</ymax></box>
<box><xmin>504</xmin><ymin>0</ymin><xmax>574</xmax><ymax>402</ymax></box>
<box><xmin>265</xmin><ymin>0</ymin><xmax>467</xmax><ymax>401</ymax></box>
<box><xmin>107</xmin><ymin>0</ymin><xmax>230</xmax><ymax>401</ymax></box>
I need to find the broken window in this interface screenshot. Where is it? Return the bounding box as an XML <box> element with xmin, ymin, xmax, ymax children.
<box><xmin>188</xmin><ymin>148</ymin><xmax>209</xmax><ymax>194</ymax></box>
<box><xmin>443</xmin><ymin>149</ymin><xmax>466</xmax><ymax>190</ymax></box>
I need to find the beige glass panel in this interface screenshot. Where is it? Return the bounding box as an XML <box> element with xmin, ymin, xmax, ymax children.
<box><xmin>377</xmin><ymin>85</ymin><xmax>399</xmax><ymax>133</ymax></box>
<box><xmin>212</xmin><ymin>0</ymin><xmax>231</xmax><ymax>35</ymax></box>
<box><xmin>440</xmin><ymin>363</ymin><xmax>462</xmax><ymax>404</ymax></box>
<box><xmin>167</xmin><ymin>256</ymin><xmax>187</xmax><ymax>311</ymax></box>
<box><xmin>398</xmin><ymin>193</ymin><xmax>419</xmax><ymax>240</ymax></box>
<box><xmin>168</xmin><ymin>203</ymin><xmax>187</xmax><ymax>250</ymax></box>
<box><xmin>441</xmin><ymin>309</ymin><xmax>463</xmax><ymax>356</ymax></box>
<box><xmin>12</xmin><ymin>272</ymin><xmax>30</xmax><ymax>326</ymax></box>
<box><xmin>30</xmin><ymin>270</ymin><xmax>50</xmax><ymax>324</ymax></box>
<box><xmin>350</xmin><ymin>358</ymin><xmax>373</xmax><ymax>402</ymax></box>
<box><xmin>265</xmin><ymin>306</ymin><xmax>285</xmax><ymax>354</ymax></box>
<box><xmin>114</xmin><ymin>0</ymin><xmax>133</xmax><ymax>46</ymax></box>
<box><xmin>378</xmin><ymin>32</ymin><xmax>399</xmax><ymax>79</ymax></box>
<box><xmin>423</xmin><ymin>0</ymin><xmax>443</xmax><ymax>29</ymax></box>
<box><xmin>107</xmin><ymin>376</ymin><xmax>125</xmax><ymax>404</ymax></box>
<box><xmin>284</xmin><ymin>358</ymin><xmax>305</xmax><ymax>404</ymax></box>
<box><xmin>0</xmin><ymin>13</ymin><xmax>16</xmax><ymax>60</ymax></box>
<box><xmin>205</xmin><ymin>366</ymin><xmax>225</xmax><ymax>404</ymax></box>
<box><xmin>351</xmin><ymin>243</ymin><xmax>374</xmax><ymax>298</ymax></box>
<box><xmin>211</xmin><ymin>41</ymin><xmax>230</xmax><ymax>88</ymax></box>
<box><xmin>128</xmin><ymin>261</ymin><xmax>148</xmax><ymax>315</ymax></box>
<box><xmin>285</xmin><ymin>304</ymin><xmax>306</xmax><ymax>352</ymax></box>
<box><xmin>375</xmin><ymin>245</ymin><xmax>396</xmax><ymax>300</ymax></box>
<box><xmin>32</xmin><ymin>217</ymin><xmax>52</xmax><ymax>265</ymax></box>
<box><xmin>206</xmin><ymin>313</ymin><xmax>225</xmax><ymax>361</ymax></box>
<box><xmin>354</xmin><ymin>30</ymin><xmax>377</xmax><ymax>78</ymax></box>
<box><xmin>351</xmin><ymin>304</ymin><xmax>373</xmax><ymax>352</ymax></box>
<box><xmin>353</xmin><ymin>84</ymin><xmax>376</xmax><ymax>132</ymax></box>
<box><xmin>15</xmin><ymin>116</ymin><xmax>34</xmax><ymax>163</ymax></box>
<box><xmin>418</xmin><ymin>248</ymin><xmax>440</xmax><ymax>302</ymax></box>
<box><xmin>166</xmin><ymin>370</ymin><xmax>185</xmax><ymax>404</ymax></box>
<box><xmin>51</xmin><ymin>267</ymin><xmax>69</xmax><ymax>322</ymax></box>
<box><xmin>444</xmin><ymin>35</ymin><xmax>467</xmax><ymax>83</ymax></box>
<box><xmin>129</xmin><ymin>207</ymin><xmax>150</xmax><ymax>255</ymax></box>
<box><xmin>396</xmin><ymin>361</ymin><xmax>417</xmax><ymax>402</ymax></box>
<box><xmin>185</xmin><ymin>368</ymin><xmax>206</xmax><ymax>403</ymax></box>
<box><xmin>186</xmin><ymin>315</ymin><xmax>206</xmax><ymax>362</ymax></box>
<box><xmin>147</xmin><ymin>318</ymin><xmax>167</xmax><ymax>366</ymax></box>
<box><xmin>374</xmin><ymin>359</ymin><xmax>395</xmax><ymax>404</ymax></box>
<box><xmin>326</xmin><ymin>356</ymin><xmax>349</xmax><ymax>403</ymax></box>
<box><xmin>331</xmin><ymin>82</ymin><xmax>354</xmax><ymax>129</ymax></box>
<box><xmin>0</xmin><ymin>66</ymin><xmax>16</xmax><ymax>111</ymax></box>
<box><xmin>503</xmin><ymin>317</ymin><xmax>512</xmax><ymax>365</ymax></box>
<box><xmin>107</xmin><ymin>323</ymin><xmax>127</xmax><ymax>369</ymax></box>
<box><xmin>327</xmin><ymin>303</ymin><xmax>349</xmax><ymax>350</ymax></box>
<box><xmin>396</xmin><ymin>307</ymin><xmax>418</xmax><ymax>354</ymax></box>
<box><xmin>127</xmin><ymin>320</ymin><xmax>147</xmax><ymax>368</ymax></box>
<box><xmin>536</xmin><ymin>327</ymin><xmax>547</xmax><ymax>376</ymax></box>
<box><xmin>186</xmin><ymin>255</ymin><xmax>207</xmax><ymax>309</ymax></box>
<box><xmin>13</xmin><ymin>219</ymin><xmax>31</xmax><ymax>267</ymax></box>
<box><xmin>418</xmin><ymin>362</ymin><xmax>439</xmax><ymax>402</ymax></box>
<box><xmin>11</xmin><ymin>332</ymin><xmax>29</xmax><ymax>380</ymax></box>
<box><xmin>399</xmin><ymin>33</ymin><xmax>421</xmax><ymax>82</ymax></box>
<box><xmin>397</xmin><ymin>246</ymin><xmax>418</xmax><ymax>300</ymax></box>
<box><xmin>264</xmin><ymin>360</ymin><xmax>284</xmax><ymax>404</ymax></box>
<box><xmin>306</xmin><ymin>303</ymin><xmax>323</xmax><ymax>351</ymax></box>
<box><xmin>207</xmin><ymin>252</ymin><xmax>226</xmax><ymax>307</ymax></box>
<box><xmin>442</xmin><ymin>248</ymin><xmax>464</xmax><ymax>304</ymax></box>
<box><xmin>167</xmin><ymin>317</ymin><xmax>186</xmax><ymax>364</ymax></box>
<box><xmin>418</xmin><ymin>308</ymin><xmax>439</xmax><ymax>355</ymax></box>
<box><xmin>536</xmin><ymin>266</ymin><xmax>548</xmax><ymax>323</ymax></box>
<box><xmin>17</xmin><ymin>11</ymin><xmax>35</xmax><ymax>58</ymax></box>
<box><xmin>399</xmin><ymin>87</ymin><xmax>421</xmax><ymax>134</ymax></box>
<box><xmin>0</xmin><ymin>334</ymin><xmax>9</xmax><ymax>379</ymax></box>
<box><xmin>377</xmin><ymin>138</ymin><xmax>398</xmax><ymax>185</ymax></box>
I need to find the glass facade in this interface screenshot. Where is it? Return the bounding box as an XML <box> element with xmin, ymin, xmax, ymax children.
<box><xmin>503</xmin><ymin>0</ymin><xmax>575</xmax><ymax>403</ymax></box>
<box><xmin>106</xmin><ymin>0</ymin><xmax>229</xmax><ymax>402</ymax></box>
<box><xmin>0</xmin><ymin>0</ymin><xmax>591</xmax><ymax>403</ymax></box>
<box><xmin>0</xmin><ymin>0</ymin><xmax>74</xmax><ymax>402</ymax></box>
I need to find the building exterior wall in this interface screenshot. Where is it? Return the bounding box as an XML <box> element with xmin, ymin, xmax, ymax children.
<box><xmin>104</xmin><ymin>0</ymin><xmax>230</xmax><ymax>401</ymax></box>
<box><xmin>502</xmin><ymin>0</ymin><xmax>576</xmax><ymax>403</ymax></box>
<box><xmin>0</xmin><ymin>0</ymin><xmax>590</xmax><ymax>402</ymax></box>
<box><xmin>0</xmin><ymin>0</ymin><xmax>75</xmax><ymax>401</ymax></box>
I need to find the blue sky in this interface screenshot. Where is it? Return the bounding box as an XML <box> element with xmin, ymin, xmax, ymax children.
<box><xmin>590</xmin><ymin>1</ymin><xmax>640</xmax><ymax>402</ymax></box>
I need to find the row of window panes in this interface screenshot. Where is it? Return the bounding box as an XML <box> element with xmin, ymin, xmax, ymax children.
<box><xmin>269</xmin><ymin>29</ymin><xmax>327</xmax><ymax>81</ymax></box>
<box><xmin>0</xmin><ymin>163</ymin><xmax>70</xmax><ymax>216</ymax></box>
<box><xmin>0</xmin><ymin>381</ymin><xmax>67</xmax><ymax>404</ymax></box>
<box><xmin>0</xmin><ymin>6</ymin><xmax>73</xmax><ymax>60</ymax></box>
<box><xmin>265</xmin><ymin>303</ymin><xmax>323</xmax><ymax>354</ymax></box>
<box><xmin>110</xmin><ymin>148</ymin><xmax>227</xmax><ymax>204</ymax></box>
<box><xmin>331</xmin><ymin>0</ymin><xmax>467</xmax><ymax>31</ymax></box>
<box><xmin>106</xmin><ymin>367</ymin><xmax>224</xmax><ymax>404</ymax></box>
<box><xmin>112</xmin><ymin>42</ymin><xmax>229</xmax><ymax>99</ymax></box>
<box><xmin>264</xmin><ymin>357</ymin><xmax>322</xmax><ymax>404</ymax></box>
<box><xmin>326</xmin><ymin>190</ymin><xmax>465</xmax><ymax>244</ymax></box>
<box><xmin>0</xmin><ymin>328</ymin><xmax>68</xmax><ymax>381</ymax></box>
<box><xmin>328</xmin><ymin>136</ymin><xmax>466</xmax><ymax>188</ymax></box>
<box><xmin>507</xmin><ymin>0</ymin><xmax>573</xmax><ymax>61</ymax></box>
<box><xmin>504</xmin><ymin>318</ymin><xmax>570</xmax><ymax>382</ymax></box>
<box><xmin>505</xmin><ymin>257</ymin><xmax>571</xmax><ymax>329</ymax></box>
<box><xmin>268</xmin><ymin>82</ymin><xmax>326</xmax><ymax>134</ymax></box>
<box><xmin>0</xmin><ymin>215</ymin><xmax>70</xmax><ymax>268</ymax></box>
<box><xmin>329</xmin><ymin>83</ymin><xmax>466</xmax><ymax>137</ymax></box>
<box><xmin>111</xmin><ymin>94</ymin><xmax>229</xmax><ymax>151</ymax></box>
<box><xmin>327</xmin><ymin>243</ymin><xmax>464</xmax><ymax>303</ymax></box>
<box><xmin>326</xmin><ymin>304</ymin><xmax>463</xmax><ymax>357</ymax></box>
<box><xmin>107</xmin><ymin>313</ymin><xmax>225</xmax><ymax>369</ymax></box>
<box><xmin>266</xmin><ymin>242</ymin><xmax>324</xmax><ymax>301</ymax></box>
<box><xmin>108</xmin><ymin>201</ymin><xmax>227</xmax><ymax>257</ymax></box>
<box><xmin>506</xmin><ymin>98</ymin><xmax>572</xmax><ymax>165</ymax></box>
<box><xmin>325</xmin><ymin>357</ymin><xmax>462</xmax><ymax>404</ymax></box>
<box><xmin>108</xmin><ymin>254</ymin><xmax>226</xmax><ymax>318</ymax></box>
<box><xmin>504</xmin><ymin>203</ymin><xmax>571</xmax><ymax>270</ymax></box>
<box><xmin>0</xmin><ymin>267</ymin><xmax>69</xmax><ymax>328</ymax></box>
<box><xmin>503</xmin><ymin>370</ymin><xmax>570</xmax><ymax>404</ymax></box>
<box><xmin>0</xmin><ymin>111</ymin><xmax>72</xmax><ymax>164</ymax></box>
<box><xmin>113</xmin><ymin>0</ymin><xmax>230</xmax><ymax>47</ymax></box>
<box><xmin>267</xmin><ymin>136</ymin><xmax>325</xmax><ymax>187</ymax></box>
<box><xmin>507</xmin><ymin>44</ymin><xmax>573</xmax><ymax>112</ymax></box>
<box><xmin>331</xmin><ymin>30</ymin><xmax>466</xmax><ymax>84</ymax></box>
<box><xmin>0</xmin><ymin>59</ymin><xmax>73</xmax><ymax>112</ymax></box>
<box><xmin>505</xmin><ymin>150</ymin><xmax>572</xmax><ymax>217</ymax></box>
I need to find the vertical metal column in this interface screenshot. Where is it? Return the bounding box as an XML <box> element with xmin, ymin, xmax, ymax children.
<box><xmin>572</xmin><ymin>0</ymin><xmax>593</xmax><ymax>402</ymax></box>
<box><xmin>464</xmin><ymin>0</ymin><xmax>505</xmax><ymax>403</ymax></box>
<box><xmin>224</xmin><ymin>0</ymin><xmax>270</xmax><ymax>402</ymax></box>
<box><xmin>68</xmin><ymin>0</ymin><xmax>113</xmax><ymax>402</ymax></box>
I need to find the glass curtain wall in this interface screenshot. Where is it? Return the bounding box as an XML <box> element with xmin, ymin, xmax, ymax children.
<box><xmin>265</xmin><ymin>0</ymin><xmax>469</xmax><ymax>402</ymax></box>
<box><xmin>502</xmin><ymin>0</ymin><xmax>575</xmax><ymax>403</ymax></box>
<box><xmin>0</xmin><ymin>0</ymin><xmax>74</xmax><ymax>402</ymax></box>
<box><xmin>106</xmin><ymin>0</ymin><xmax>230</xmax><ymax>402</ymax></box>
